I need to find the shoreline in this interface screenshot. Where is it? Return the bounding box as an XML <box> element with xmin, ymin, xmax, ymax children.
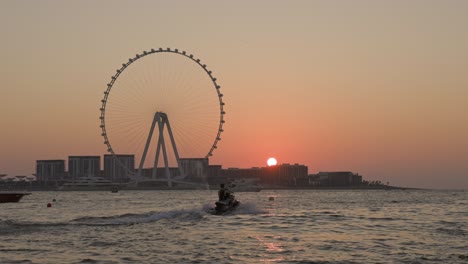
<box><xmin>1</xmin><ymin>185</ymin><xmax>423</xmax><ymax>192</ymax></box>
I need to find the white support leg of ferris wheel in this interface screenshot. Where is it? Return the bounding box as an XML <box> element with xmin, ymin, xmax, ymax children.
<box><xmin>137</xmin><ymin>112</ymin><xmax>159</xmax><ymax>179</ymax></box>
<box><xmin>158</xmin><ymin>120</ymin><xmax>172</xmax><ymax>187</ymax></box>
<box><xmin>138</xmin><ymin>112</ymin><xmax>183</xmax><ymax>187</ymax></box>
<box><xmin>151</xmin><ymin>121</ymin><xmax>163</xmax><ymax>180</ymax></box>
<box><xmin>165</xmin><ymin>116</ymin><xmax>185</xmax><ymax>178</ymax></box>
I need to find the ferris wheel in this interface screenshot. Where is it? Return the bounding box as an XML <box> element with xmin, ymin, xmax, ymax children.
<box><xmin>99</xmin><ymin>48</ymin><xmax>225</xmax><ymax>185</ymax></box>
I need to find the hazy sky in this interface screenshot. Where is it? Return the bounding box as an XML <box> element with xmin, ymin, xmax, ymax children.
<box><xmin>1</xmin><ymin>1</ymin><xmax>467</xmax><ymax>189</ymax></box>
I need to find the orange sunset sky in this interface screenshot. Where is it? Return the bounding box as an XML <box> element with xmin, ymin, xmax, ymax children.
<box><xmin>1</xmin><ymin>1</ymin><xmax>467</xmax><ymax>189</ymax></box>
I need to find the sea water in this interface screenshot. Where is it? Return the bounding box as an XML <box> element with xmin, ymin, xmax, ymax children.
<box><xmin>0</xmin><ymin>189</ymin><xmax>467</xmax><ymax>263</ymax></box>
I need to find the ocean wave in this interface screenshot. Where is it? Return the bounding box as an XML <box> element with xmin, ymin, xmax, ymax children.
<box><xmin>203</xmin><ymin>201</ymin><xmax>268</xmax><ymax>215</ymax></box>
<box><xmin>368</xmin><ymin>217</ymin><xmax>398</xmax><ymax>221</ymax></box>
<box><xmin>436</xmin><ymin>227</ymin><xmax>466</xmax><ymax>237</ymax></box>
<box><xmin>74</xmin><ymin>258</ymin><xmax>119</xmax><ymax>264</ymax></box>
<box><xmin>234</xmin><ymin>202</ymin><xmax>268</xmax><ymax>215</ymax></box>
<box><xmin>0</xmin><ymin>260</ymin><xmax>33</xmax><ymax>264</ymax></box>
<box><xmin>0</xmin><ymin>248</ymin><xmax>45</xmax><ymax>252</ymax></box>
<box><xmin>0</xmin><ymin>219</ymin><xmax>68</xmax><ymax>230</ymax></box>
<box><xmin>71</xmin><ymin>208</ymin><xmax>205</xmax><ymax>226</ymax></box>
<box><xmin>0</xmin><ymin>208</ymin><xmax>205</xmax><ymax>229</ymax></box>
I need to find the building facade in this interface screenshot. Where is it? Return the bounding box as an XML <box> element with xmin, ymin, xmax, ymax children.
<box><xmin>208</xmin><ymin>165</ymin><xmax>223</xmax><ymax>184</ymax></box>
<box><xmin>36</xmin><ymin>160</ymin><xmax>66</xmax><ymax>183</ymax></box>
<box><xmin>68</xmin><ymin>156</ymin><xmax>100</xmax><ymax>180</ymax></box>
<box><xmin>104</xmin><ymin>154</ymin><xmax>135</xmax><ymax>182</ymax></box>
<box><xmin>180</xmin><ymin>158</ymin><xmax>208</xmax><ymax>182</ymax></box>
<box><xmin>276</xmin><ymin>163</ymin><xmax>308</xmax><ymax>186</ymax></box>
<box><xmin>232</xmin><ymin>163</ymin><xmax>310</xmax><ymax>186</ymax></box>
<box><xmin>222</xmin><ymin>167</ymin><xmax>263</xmax><ymax>179</ymax></box>
<box><xmin>312</xmin><ymin>171</ymin><xmax>363</xmax><ymax>187</ymax></box>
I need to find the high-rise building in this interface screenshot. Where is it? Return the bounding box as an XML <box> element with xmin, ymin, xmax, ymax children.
<box><xmin>314</xmin><ymin>171</ymin><xmax>362</xmax><ymax>186</ymax></box>
<box><xmin>180</xmin><ymin>158</ymin><xmax>208</xmax><ymax>182</ymax></box>
<box><xmin>261</xmin><ymin>163</ymin><xmax>308</xmax><ymax>186</ymax></box>
<box><xmin>222</xmin><ymin>167</ymin><xmax>262</xmax><ymax>179</ymax></box>
<box><xmin>68</xmin><ymin>156</ymin><xmax>100</xmax><ymax>180</ymax></box>
<box><xmin>104</xmin><ymin>154</ymin><xmax>134</xmax><ymax>182</ymax></box>
<box><xmin>36</xmin><ymin>160</ymin><xmax>66</xmax><ymax>183</ymax></box>
<box><xmin>278</xmin><ymin>163</ymin><xmax>308</xmax><ymax>186</ymax></box>
<box><xmin>207</xmin><ymin>165</ymin><xmax>223</xmax><ymax>184</ymax></box>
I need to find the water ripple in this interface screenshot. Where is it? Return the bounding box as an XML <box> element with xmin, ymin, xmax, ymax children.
<box><xmin>1</xmin><ymin>190</ymin><xmax>467</xmax><ymax>263</ymax></box>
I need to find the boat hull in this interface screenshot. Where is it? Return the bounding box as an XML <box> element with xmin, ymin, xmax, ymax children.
<box><xmin>0</xmin><ymin>192</ymin><xmax>31</xmax><ymax>203</ymax></box>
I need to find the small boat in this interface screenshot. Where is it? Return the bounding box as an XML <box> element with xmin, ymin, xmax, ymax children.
<box><xmin>208</xmin><ymin>191</ymin><xmax>240</xmax><ymax>215</ymax></box>
<box><xmin>0</xmin><ymin>192</ymin><xmax>31</xmax><ymax>203</ymax></box>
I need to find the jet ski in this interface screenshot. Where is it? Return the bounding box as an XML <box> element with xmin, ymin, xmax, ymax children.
<box><xmin>208</xmin><ymin>188</ymin><xmax>240</xmax><ymax>215</ymax></box>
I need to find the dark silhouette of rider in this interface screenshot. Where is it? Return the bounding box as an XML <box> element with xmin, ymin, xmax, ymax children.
<box><xmin>218</xmin><ymin>184</ymin><xmax>226</xmax><ymax>201</ymax></box>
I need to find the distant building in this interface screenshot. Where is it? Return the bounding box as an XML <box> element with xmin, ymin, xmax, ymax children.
<box><xmin>139</xmin><ymin>167</ymin><xmax>180</xmax><ymax>179</ymax></box>
<box><xmin>180</xmin><ymin>158</ymin><xmax>208</xmax><ymax>182</ymax></box>
<box><xmin>208</xmin><ymin>165</ymin><xmax>223</xmax><ymax>184</ymax></box>
<box><xmin>353</xmin><ymin>174</ymin><xmax>363</xmax><ymax>185</ymax></box>
<box><xmin>104</xmin><ymin>154</ymin><xmax>135</xmax><ymax>182</ymax></box>
<box><xmin>68</xmin><ymin>156</ymin><xmax>100</xmax><ymax>180</ymax></box>
<box><xmin>208</xmin><ymin>163</ymin><xmax>309</xmax><ymax>187</ymax></box>
<box><xmin>277</xmin><ymin>163</ymin><xmax>308</xmax><ymax>186</ymax></box>
<box><xmin>260</xmin><ymin>163</ymin><xmax>308</xmax><ymax>186</ymax></box>
<box><xmin>36</xmin><ymin>160</ymin><xmax>66</xmax><ymax>183</ymax></box>
<box><xmin>222</xmin><ymin>167</ymin><xmax>262</xmax><ymax>179</ymax></box>
<box><xmin>313</xmin><ymin>171</ymin><xmax>363</xmax><ymax>187</ymax></box>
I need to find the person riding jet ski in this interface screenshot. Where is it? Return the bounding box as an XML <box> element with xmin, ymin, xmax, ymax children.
<box><xmin>210</xmin><ymin>183</ymin><xmax>240</xmax><ymax>215</ymax></box>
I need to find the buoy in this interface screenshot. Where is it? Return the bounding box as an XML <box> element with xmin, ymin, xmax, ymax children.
<box><xmin>52</xmin><ymin>198</ymin><xmax>56</xmax><ymax>202</ymax></box>
<box><xmin>47</xmin><ymin>203</ymin><xmax>52</xmax><ymax>208</ymax></box>
<box><xmin>269</xmin><ymin>197</ymin><xmax>274</xmax><ymax>201</ymax></box>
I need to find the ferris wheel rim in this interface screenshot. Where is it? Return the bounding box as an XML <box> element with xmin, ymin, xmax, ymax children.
<box><xmin>99</xmin><ymin>48</ymin><xmax>225</xmax><ymax>169</ymax></box>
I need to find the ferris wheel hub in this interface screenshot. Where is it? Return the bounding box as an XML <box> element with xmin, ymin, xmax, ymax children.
<box><xmin>155</xmin><ymin>112</ymin><xmax>168</xmax><ymax>119</ymax></box>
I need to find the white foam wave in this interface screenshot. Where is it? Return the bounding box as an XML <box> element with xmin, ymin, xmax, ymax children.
<box><xmin>235</xmin><ymin>201</ymin><xmax>267</xmax><ymax>215</ymax></box>
<box><xmin>72</xmin><ymin>208</ymin><xmax>204</xmax><ymax>226</ymax></box>
<box><xmin>203</xmin><ymin>201</ymin><xmax>267</xmax><ymax>215</ymax></box>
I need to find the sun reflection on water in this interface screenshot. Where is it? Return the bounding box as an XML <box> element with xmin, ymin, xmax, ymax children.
<box><xmin>254</xmin><ymin>235</ymin><xmax>286</xmax><ymax>263</ymax></box>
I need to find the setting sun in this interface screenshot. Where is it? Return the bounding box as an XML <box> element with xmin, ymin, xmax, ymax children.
<box><xmin>267</xmin><ymin>157</ymin><xmax>277</xmax><ymax>166</ymax></box>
